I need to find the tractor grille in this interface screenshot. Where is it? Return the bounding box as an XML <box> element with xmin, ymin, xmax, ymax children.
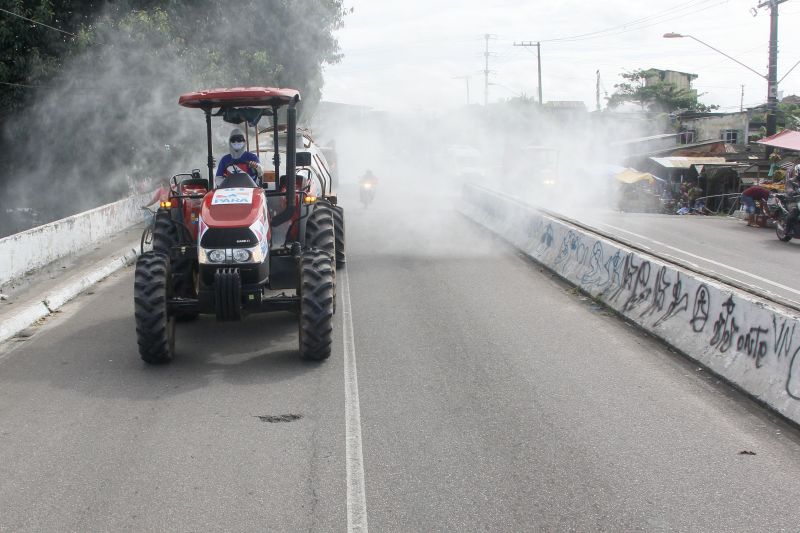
<box><xmin>200</xmin><ymin>227</ymin><xmax>258</xmax><ymax>248</ymax></box>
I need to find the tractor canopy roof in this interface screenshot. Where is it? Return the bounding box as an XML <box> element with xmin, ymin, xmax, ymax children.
<box><xmin>178</xmin><ymin>87</ymin><xmax>300</xmax><ymax>109</ymax></box>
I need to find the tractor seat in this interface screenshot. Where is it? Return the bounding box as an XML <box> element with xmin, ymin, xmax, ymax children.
<box><xmin>218</xmin><ymin>173</ymin><xmax>257</xmax><ymax>189</ymax></box>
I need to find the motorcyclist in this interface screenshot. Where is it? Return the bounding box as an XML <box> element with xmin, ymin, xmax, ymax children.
<box><xmin>359</xmin><ymin>169</ymin><xmax>378</xmax><ymax>188</ymax></box>
<box><xmin>784</xmin><ymin>165</ymin><xmax>800</xmax><ymax>233</ymax></box>
<box><xmin>359</xmin><ymin>170</ymin><xmax>377</xmax><ymax>207</ymax></box>
<box><xmin>215</xmin><ymin>128</ymin><xmax>263</xmax><ymax>187</ymax></box>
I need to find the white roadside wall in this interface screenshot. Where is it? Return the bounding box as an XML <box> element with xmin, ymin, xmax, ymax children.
<box><xmin>461</xmin><ymin>184</ymin><xmax>800</xmax><ymax>425</ymax></box>
<box><xmin>0</xmin><ymin>195</ymin><xmax>144</xmax><ymax>288</ymax></box>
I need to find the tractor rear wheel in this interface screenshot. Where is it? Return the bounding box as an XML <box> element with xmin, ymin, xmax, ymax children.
<box><xmin>299</xmin><ymin>249</ymin><xmax>334</xmax><ymax>361</ymax></box>
<box><xmin>134</xmin><ymin>252</ymin><xmax>175</xmax><ymax>364</ymax></box>
<box><xmin>332</xmin><ymin>205</ymin><xmax>346</xmax><ymax>268</ymax></box>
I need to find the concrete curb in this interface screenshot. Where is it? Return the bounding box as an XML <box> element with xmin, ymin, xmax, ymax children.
<box><xmin>461</xmin><ymin>184</ymin><xmax>800</xmax><ymax>426</ymax></box>
<box><xmin>0</xmin><ymin>244</ymin><xmax>138</xmax><ymax>345</ymax></box>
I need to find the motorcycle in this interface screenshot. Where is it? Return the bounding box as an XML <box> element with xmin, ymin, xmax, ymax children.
<box><xmin>360</xmin><ymin>181</ymin><xmax>376</xmax><ymax>207</ymax></box>
<box><xmin>770</xmin><ymin>192</ymin><xmax>800</xmax><ymax>242</ymax></box>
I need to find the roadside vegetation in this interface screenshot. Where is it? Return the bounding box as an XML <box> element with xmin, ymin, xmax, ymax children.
<box><xmin>0</xmin><ymin>0</ymin><xmax>348</xmax><ymax>233</ymax></box>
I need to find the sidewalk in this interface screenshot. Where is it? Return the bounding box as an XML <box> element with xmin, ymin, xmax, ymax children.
<box><xmin>0</xmin><ymin>224</ymin><xmax>143</xmax><ymax>344</ymax></box>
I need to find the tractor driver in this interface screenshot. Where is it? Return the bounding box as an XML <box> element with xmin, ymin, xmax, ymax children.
<box><xmin>215</xmin><ymin>128</ymin><xmax>263</xmax><ymax>187</ymax></box>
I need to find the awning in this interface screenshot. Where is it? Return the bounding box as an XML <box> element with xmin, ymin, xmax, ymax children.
<box><xmin>757</xmin><ymin>130</ymin><xmax>800</xmax><ymax>152</ymax></box>
<box><xmin>615</xmin><ymin>168</ymin><xmax>656</xmax><ymax>184</ymax></box>
<box><xmin>650</xmin><ymin>156</ymin><xmax>728</xmax><ymax>168</ymax></box>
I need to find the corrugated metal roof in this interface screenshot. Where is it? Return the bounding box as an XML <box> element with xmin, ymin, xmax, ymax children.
<box><xmin>649</xmin><ymin>156</ymin><xmax>728</xmax><ymax>168</ymax></box>
<box><xmin>757</xmin><ymin>129</ymin><xmax>800</xmax><ymax>151</ymax></box>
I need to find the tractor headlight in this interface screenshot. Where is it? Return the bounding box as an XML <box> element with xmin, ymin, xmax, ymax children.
<box><xmin>199</xmin><ymin>245</ymin><xmax>264</xmax><ymax>265</ymax></box>
<box><xmin>207</xmin><ymin>249</ymin><xmax>226</xmax><ymax>263</ymax></box>
<box><xmin>232</xmin><ymin>248</ymin><xmax>251</xmax><ymax>262</ymax></box>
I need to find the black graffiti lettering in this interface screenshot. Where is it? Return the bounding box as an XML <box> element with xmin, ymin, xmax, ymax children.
<box><xmin>772</xmin><ymin>315</ymin><xmax>796</xmax><ymax>359</ymax></box>
<box><xmin>599</xmin><ymin>250</ymin><xmax>623</xmax><ymax>295</ymax></box>
<box><xmin>622</xmin><ymin>260</ymin><xmax>652</xmax><ymax>313</ymax></box>
<box><xmin>609</xmin><ymin>253</ymin><xmax>638</xmax><ymax>302</ymax></box>
<box><xmin>580</xmin><ymin>241</ymin><xmax>605</xmax><ymax>288</ymax></box>
<box><xmin>786</xmin><ymin>345</ymin><xmax>800</xmax><ymax>400</ymax></box>
<box><xmin>553</xmin><ymin>230</ymin><xmax>576</xmax><ymax>268</ymax></box>
<box><xmin>540</xmin><ymin>224</ymin><xmax>554</xmax><ymax>249</ymax></box>
<box><xmin>654</xmin><ymin>273</ymin><xmax>689</xmax><ymax>327</ymax></box>
<box><xmin>641</xmin><ymin>266</ymin><xmax>670</xmax><ymax>319</ymax></box>
<box><xmin>690</xmin><ymin>285</ymin><xmax>710</xmax><ymax>332</ymax></box>
<box><xmin>737</xmin><ymin>327</ymin><xmax>769</xmax><ymax>368</ymax></box>
<box><xmin>710</xmin><ymin>296</ymin><xmax>738</xmax><ymax>352</ymax></box>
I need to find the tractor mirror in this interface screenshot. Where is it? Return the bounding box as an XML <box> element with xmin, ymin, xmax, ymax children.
<box><xmin>296</xmin><ymin>151</ymin><xmax>312</xmax><ymax>167</ymax></box>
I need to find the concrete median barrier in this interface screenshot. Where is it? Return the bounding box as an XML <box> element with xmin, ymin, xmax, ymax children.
<box><xmin>461</xmin><ymin>184</ymin><xmax>800</xmax><ymax>425</ymax></box>
<box><xmin>0</xmin><ymin>194</ymin><xmax>144</xmax><ymax>288</ymax></box>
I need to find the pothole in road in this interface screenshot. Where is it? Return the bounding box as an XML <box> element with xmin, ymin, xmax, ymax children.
<box><xmin>256</xmin><ymin>414</ymin><xmax>302</xmax><ymax>423</ymax></box>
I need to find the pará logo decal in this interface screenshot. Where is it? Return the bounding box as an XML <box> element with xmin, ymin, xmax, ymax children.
<box><xmin>211</xmin><ymin>188</ymin><xmax>254</xmax><ymax>205</ymax></box>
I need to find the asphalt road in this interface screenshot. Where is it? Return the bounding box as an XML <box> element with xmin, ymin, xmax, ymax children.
<box><xmin>3</xmin><ymin>185</ymin><xmax>800</xmax><ymax>531</ymax></box>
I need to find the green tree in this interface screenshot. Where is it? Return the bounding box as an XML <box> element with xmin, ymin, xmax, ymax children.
<box><xmin>0</xmin><ymin>0</ymin><xmax>349</xmax><ymax>223</ymax></box>
<box><xmin>778</xmin><ymin>101</ymin><xmax>800</xmax><ymax>130</ymax></box>
<box><xmin>607</xmin><ymin>68</ymin><xmax>718</xmax><ymax>113</ymax></box>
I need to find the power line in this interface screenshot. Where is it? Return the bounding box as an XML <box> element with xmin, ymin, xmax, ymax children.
<box><xmin>540</xmin><ymin>0</ymin><xmax>728</xmax><ymax>44</ymax></box>
<box><xmin>0</xmin><ymin>7</ymin><xmax>77</xmax><ymax>37</ymax></box>
<box><xmin>0</xmin><ymin>80</ymin><xmax>50</xmax><ymax>89</ymax></box>
<box><xmin>541</xmin><ymin>0</ymin><xmax>712</xmax><ymax>43</ymax></box>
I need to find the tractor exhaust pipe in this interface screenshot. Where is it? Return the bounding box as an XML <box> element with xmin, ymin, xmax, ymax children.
<box><xmin>272</xmin><ymin>98</ymin><xmax>299</xmax><ymax>226</ymax></box>
<box><xmin>205</xmin><ymin>108</ymin><xmax>214</xmax><ymax>187</ymax></box>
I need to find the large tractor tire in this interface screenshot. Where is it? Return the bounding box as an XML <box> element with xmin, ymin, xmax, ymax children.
<box><xmin>134</xmin><ymin>252</ymin><xmax>175</xmax><ymax>364</ymax></box>
<box><xmin>151</xmin><ymin>210</ymin><xmax>197</xmax><ymax>320</ymax></box>
<box><xmin>305</xmin><ymin>203</ymin><xmax>336</xmax><ymax>264</ymax></box>
<box><xmin>152</xmin><ymin>211</ymin><xmax>181</xmax><ymax>256</ymax></box>
<box><xmin>299</xmin><ymin>249</ymin><xmax>334</xmax><ymax>361</ymax></box>
<box><xmin>332</xmin><ymin>205</ymin><xmax>346</xmax><ymax>268</ymax></box>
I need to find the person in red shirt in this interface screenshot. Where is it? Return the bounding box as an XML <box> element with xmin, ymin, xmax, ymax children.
<box><xmin>143</xmin><ymin>177</ymin><xmax>171</xmax><ymax>208</ymax></box>
<box><xmin>741</xmin><ymin>185</ymin><xmax>770</xmax><ymax>226</ymax></box>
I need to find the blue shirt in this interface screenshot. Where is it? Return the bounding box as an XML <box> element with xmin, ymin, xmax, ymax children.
<box><xmin>216</xmin><ymin>152</ymin><xmax>261</xmax><ymax>179</ymax></box>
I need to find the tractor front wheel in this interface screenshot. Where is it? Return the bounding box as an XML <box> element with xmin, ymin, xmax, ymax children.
<box><xmin>332</xmin><ymin>205</ymin><xmax>346</xmax><ymax>268</ymax></box>
<box><xmin>305</xmin><ymin>203</ymin><xmax>336</xmax><ymax>263</ymax></box>
<box><xmin>299</xmin><ymin>249</ymin><xmax>334</xmax><ymax>361</ymax></box>
<box><xmin>152</xmin><ymin>210</ymin><xmax>197</xmax><ymax>320</ymax></box>
<box><xmin>134</xmin><ymin>252</ymin><xmax>175</xmax><ymax>364</ymax></box>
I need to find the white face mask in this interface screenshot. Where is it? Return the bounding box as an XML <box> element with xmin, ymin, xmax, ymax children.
<box><xmin>231</xmin><ymin>141</ymin><xmax>245</xmax><ymax>151</ymax></box>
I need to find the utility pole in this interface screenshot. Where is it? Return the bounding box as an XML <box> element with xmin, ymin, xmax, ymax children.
<box><xmin>513</xmin><ymin>40</ymin><xmax>543</xmax><ymax>104</ymax></box>
<box><xmin>452</xmin><ymin>75</ymin><xmax>471</xmax><ymax>105</ymax></box>
<box><xmin>596</xmin><ymin>70</ymin><xmax>601</xmax><ymax>111</ymax></box>
<box><xmin>756</xmin><ymin>0</ymin><xmax>786</xmax><ymax>145</ymax></box>
<box><xmin>740</xmin><ymin>84</ymin><xmax>745</xmax><ymax>112</ymax></box>
<box><xmin>483</xmin><ymin>34</ymin><xmax>495</xmax><ymax>106</ymax></box>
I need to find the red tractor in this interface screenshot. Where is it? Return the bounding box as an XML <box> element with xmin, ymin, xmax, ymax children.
<box><xmin>134</xmin><ymin>87</ymin><xmax>344</xmax><ymax>363</ymax></box>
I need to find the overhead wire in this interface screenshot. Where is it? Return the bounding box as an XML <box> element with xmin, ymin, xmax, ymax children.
<box><xmin>536</xmin><ymin>0</ymin><xmax>722</xmax><ymax>44</ymax></box>
<box><xmin>0</xmin><ymin>7</ymin><xmax>77</xmax><ymax>37</ymax></box>
<box><xmin>543</xmin><ymin>0</ymin><xmax>730</xmax><ymax>44</ymax></box>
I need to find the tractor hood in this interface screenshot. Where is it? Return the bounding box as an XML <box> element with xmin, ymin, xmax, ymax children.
<box><xmin>198</xmin><ymin>188</ymin><xmax>270</xmax><ymax>250</ymax></box>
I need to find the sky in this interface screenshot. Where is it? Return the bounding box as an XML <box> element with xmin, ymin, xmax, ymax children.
<box><xmin>321</xmin><ymin>0</ymin><xmax>800</xmax><ymax>113</ymax></box>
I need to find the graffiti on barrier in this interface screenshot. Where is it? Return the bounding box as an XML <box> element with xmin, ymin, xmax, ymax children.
<box><xmin>466</xmin><ymin>193</ymin><xmax>800</xmax><ymax>404</ymax></box>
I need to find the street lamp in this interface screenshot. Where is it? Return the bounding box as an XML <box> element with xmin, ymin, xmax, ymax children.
<box><xmin>662</xmin><ymin>33</ymin><xmax>766</xmax><ymax>80</ymax></box>
<box><xmin>664</xmin><ymin>26</ymin><xmax>800</xmax><ymax>153</ymax></box>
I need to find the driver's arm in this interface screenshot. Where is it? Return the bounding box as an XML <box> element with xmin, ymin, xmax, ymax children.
<box><xmin>248</xmin><ymin>157</ymin><xmax>263</xmax><ymax>177</ymax></box>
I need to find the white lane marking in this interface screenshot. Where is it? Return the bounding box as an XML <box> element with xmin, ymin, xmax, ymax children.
<box><xmin>599</xmin><ymin>222</ymin><xmax>800</xmax><ymax>298</ymax></box>
<box><xmin>341</xmin><ymin>269</ymin><xmax>369</xmax><ymax>533</ymax></box>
